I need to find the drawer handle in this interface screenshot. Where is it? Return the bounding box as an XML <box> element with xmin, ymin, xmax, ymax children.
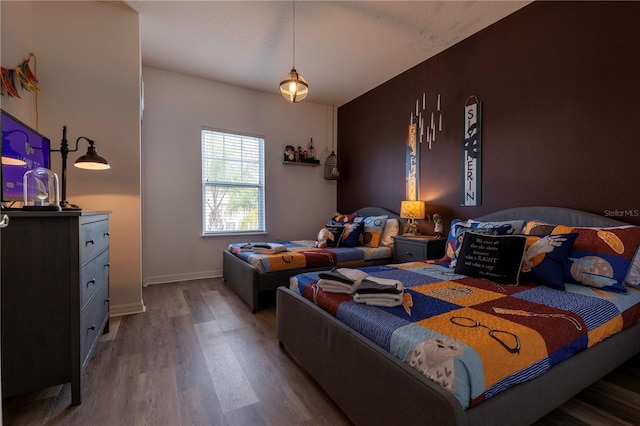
<box><xmin>87</xmin><ymin>279</ymin><xmax>96</xmax><ymax>287</ymax></box>
<box><xmin>86</xmin><ymin>239</ymin><xmax>95</xmax><ymax>246</ymax></box>
<box><xmin>405</xmin><ymin>252</ymin><xmax>413</xmax><ymax>256</ymax></box>
<box><xmin>104</xmin><ymin>232</ymin><xmax>110</xmax><ymax>237</ymax></box>
<box><xmin>89</xmin><ymin>324</ymin><xmax>96</xmax><ymax>331</ymax></box>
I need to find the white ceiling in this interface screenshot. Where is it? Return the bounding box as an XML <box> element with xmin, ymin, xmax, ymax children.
<box><xmin>123</xmin><ymin>1</ymin><xmax>531</xmax><ymax>106</ymax></box>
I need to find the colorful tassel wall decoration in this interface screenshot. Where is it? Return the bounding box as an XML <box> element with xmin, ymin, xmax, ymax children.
<box><xmin>1</xmin><ymin>53</ymin><xmax>40</xmax><ymax>98</ymax></box>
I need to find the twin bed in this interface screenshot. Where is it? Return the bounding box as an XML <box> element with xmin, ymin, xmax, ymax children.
<box><xmin>223</xmin><ymin>207</ymin><xmax>404</xmax><ymax>312</ymax></box>
<box><xmin>275</xmin><ymin>206</ymin><xmax>640</xmax><ymax>425</ymax></box>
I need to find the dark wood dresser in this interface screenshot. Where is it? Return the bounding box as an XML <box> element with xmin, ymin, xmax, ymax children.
<box><xmin>1</xmin><ymin>210</ymin><xmax>110</xmax><ymax>405</ymax></box>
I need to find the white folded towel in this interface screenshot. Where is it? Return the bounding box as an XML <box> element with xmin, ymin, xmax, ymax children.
<box><xmin>317</xmin><ymin>280</ymin><xmax>354</xmax><ymax>294</ymax></box>
<box><xmin>241</xmin><ymin>243</ymin><xmax>287</xmax><ymax>254</ymax></box>
<box><xmin>352</xmin><ymin>276</ymin><xmax>404</xmax><ymax>307</ymax></box>
<box><xmin>358</xmin><ymin>276</ymin><xmax>404</xmax><ymax>292</ymax></box>
<box><xmin>353</xmin><ymin>293</ymin><xmax>404</xmax><ymax>307</ymax></box>
<box><xmin>317</xmin><ymin>268</ymin><xmax>369</xmax><ymax>294</ymax></box>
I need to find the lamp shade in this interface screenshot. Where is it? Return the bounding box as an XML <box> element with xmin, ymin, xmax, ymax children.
<box><xmin>279</xmin><ymin>68</ymin><xmax>308</xmax><ymax>103</ymax></box>
<box><xmin>74</xmin><ymin>143</ymin><xmax>110</xmax><ymax>170</ymax></box>
<box><xmin>400</xmin><ymin>200</ymin><xmax>426</xmax><ymax>220</ymax></box>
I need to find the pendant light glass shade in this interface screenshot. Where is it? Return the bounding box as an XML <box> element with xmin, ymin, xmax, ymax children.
<box><xmin>280</xmin><ymin>68</ymin><xmax>308</xmax><ymax>103</ymax></box>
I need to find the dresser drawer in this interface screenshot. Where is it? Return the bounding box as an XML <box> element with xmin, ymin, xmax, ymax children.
<box><xmin>394</xmin><ymin>240</ymin><xmax>426</xmax><ymax>262</ymax></box>
<box><xmin>80</xmin><ymin>250</ymin><xmax>109</xmax><ymax>310</ymax></box>
<box><xmin>80</xmin><ymin>218</ymin><xmax>109</xmax><ymax>265</ymax></box>
<box><xmin>80</xmin><ymin>282</ymin><xmax>109</xmax><ymax>368</ymax></box>
<box><xmin>393</xmin><ymin>237</ymin><xmax>446</xmax><ymax>263</ymax></box>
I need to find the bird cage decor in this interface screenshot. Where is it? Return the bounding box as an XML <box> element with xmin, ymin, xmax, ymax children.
<box><xmin>22</xmin><ymin>167</ymin><xmax>61</xmax><ymax>211</ymax></box>
<box><xmin>324</xmin><ymin>151</ymin><xmax>340</xmax><ymax>180</ymax></box>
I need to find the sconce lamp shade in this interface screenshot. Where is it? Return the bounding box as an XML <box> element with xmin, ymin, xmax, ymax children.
<box><xmin>400</xmin><ymin>200</ymin><xmax>426</xmax><ymax>220</ymax></box>
<box><xmin>74</xmin><ymin>142</ymin><xmax>110</xmax><ymax>170</ymax></box>
<box><xmin>280</xmin><ymin>68</ymin><xmax>309</xmax><ymax>103</ymax></box>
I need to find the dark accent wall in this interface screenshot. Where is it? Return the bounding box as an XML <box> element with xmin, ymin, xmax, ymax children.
<box><xmin>337</xmin><ymin>1</ymin><xmax>640</xmax><ymax>230</ymax></box>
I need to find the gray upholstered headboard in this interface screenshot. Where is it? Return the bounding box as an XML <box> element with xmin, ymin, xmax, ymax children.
<box><xmin>475</xmin><ymin>206</ymin><xmax>628</xmax><ymax>228</ymax></box>
<box><xmin>354</xmin><ymin>206</ymin><xmax>406</xmax><ymax>234</ymax></box>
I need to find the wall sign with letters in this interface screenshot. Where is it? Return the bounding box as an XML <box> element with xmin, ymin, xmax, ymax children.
<box><xmin>406</xmin><ymin>122</ymin><xmax>418</xmax><ymax>200</ymax></box>
<box><xmin>462</xmin><ymin>95</ymin><xmax>482</xmax><ymax>206</ymax></box>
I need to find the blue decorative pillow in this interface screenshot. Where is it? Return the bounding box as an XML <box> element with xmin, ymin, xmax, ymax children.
<box><xmin>361</xmin><ymin>215</ymin><xmax>388</xmax><ymax>248</ymax></box>
<box><xmin>454</xmin><ymin>232</ymin><xmax>527</xmax><ymax>284</ymax></box>
<box><xmin>520</xmin><ymin>233</ymin><xmax>578</xmax><ymax>290</ymax></box>
<box><xmin>342</xmin><ymin>220</ymin><xmax>364</xmax><ymax>247</ymax></box>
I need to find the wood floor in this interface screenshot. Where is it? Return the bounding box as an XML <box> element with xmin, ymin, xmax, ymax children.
<box><xmin>3</xmin><ymin>277</ymin><xmax>640</xmax><ymax>425</ymax></box>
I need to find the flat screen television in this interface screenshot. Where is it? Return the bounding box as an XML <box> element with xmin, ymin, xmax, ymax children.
<box><xmin>1</xmin><ymin>109</ymin><xmax>51</xmax><ymax>206</ymax></box>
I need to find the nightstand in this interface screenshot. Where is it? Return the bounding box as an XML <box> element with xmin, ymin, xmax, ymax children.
<box><xmin>392</xmin><ymin>235</ymin><xmax>446</xmax><ymax>263</ymax></box>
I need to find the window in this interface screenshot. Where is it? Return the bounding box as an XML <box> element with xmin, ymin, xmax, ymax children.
<box><xmin>201</xmin><ymin>128</ymin><xmax>265</xmax><ymax>235</ymax></box>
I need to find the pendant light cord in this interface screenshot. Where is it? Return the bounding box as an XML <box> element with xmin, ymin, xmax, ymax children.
<box><xmin>292</xmin><ymin>1</ymin><xmax>296</xmax><ymax>68</ymax></box>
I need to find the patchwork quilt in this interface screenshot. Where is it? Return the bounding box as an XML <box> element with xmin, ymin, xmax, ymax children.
<box><xmin>228</xmin><ymin>240</ymin><xmax>392</xmax><ymax>273</ymax></box>
<box><xmin>289</xmin><ymin>262</ymin><xmax>640</xmax><ymax>409</ymax></box>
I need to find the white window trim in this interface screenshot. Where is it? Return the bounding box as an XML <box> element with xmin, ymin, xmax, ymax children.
<box><xmin>201</xmin><ymin>127</ymin><xmax>266</xmax><ymax>236</ymax></box>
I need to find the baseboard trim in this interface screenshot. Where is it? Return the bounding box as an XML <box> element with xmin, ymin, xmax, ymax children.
<box><xmin>143</xmin><ymin>269</ymin><xmax>223</xmax><ymax>286</ymax></box>
<box><xmin>110</xmin><ymin>300</ymin><xmax>146</xmax><ymax>317</ymax></box>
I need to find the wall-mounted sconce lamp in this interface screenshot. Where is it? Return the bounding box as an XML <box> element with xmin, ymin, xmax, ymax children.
<box><xmin>400</xmin><ymin>200</ymin><xmax>426</xmax><ymax>235</ymax></box>
<box><xmin>51</xmin><ymin>125</ymin><xmax>110</xmax><ymax>210</ymax></box>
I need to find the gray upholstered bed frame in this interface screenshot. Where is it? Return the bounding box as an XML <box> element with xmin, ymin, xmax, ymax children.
<box><xmin>276</xmin><ymin>206</ymin><xmax>638</xmax><ymax>425</ymax></box>
<box><xmin>223</xmin><ymin>207</ymin><xmax>405</xmax><ymax>313</ymax></box>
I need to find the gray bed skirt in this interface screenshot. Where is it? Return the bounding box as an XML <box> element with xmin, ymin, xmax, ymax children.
<box><xmin>276</xmin><ymin>206</ymin><xmax>638</xmax><ymax>425</ymax></box>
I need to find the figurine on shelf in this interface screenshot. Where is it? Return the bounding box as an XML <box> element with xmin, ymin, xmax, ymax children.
<box><xmin>297</xmin><ymin>146</ymin><xmax>304</xmax><ymax>161</ymax></box>
<box><xmin>284</xmin><ymin>145</ymin><xmax>296</xmax><ymax>162</ymax></box>
<box><xmin>433</xmin><ymin>214</ymin><xmax>443</xmax><ymax>238</ymax></box>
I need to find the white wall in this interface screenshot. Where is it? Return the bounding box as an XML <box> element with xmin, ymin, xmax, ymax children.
<box><xmin>0</xmin><ymin>2</ymin><xmax>35</xmax><ymax>123</ymax></box>
<box><xmin>141</xmin><ymin>67</ymin><xmax>337</xmax><ymax>284</ymax></box>
<box><xmin>1</xmin><ymin>1</ymin><xmax>144</xmax><ymax>316</ymax></box>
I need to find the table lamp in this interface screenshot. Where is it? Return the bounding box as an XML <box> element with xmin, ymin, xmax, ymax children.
<box><xmin>400</xmin><ymin>200</ymin><xmax>425</xmax><ymax>235</ymax></box>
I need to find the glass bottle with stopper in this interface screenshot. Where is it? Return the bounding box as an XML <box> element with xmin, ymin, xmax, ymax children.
<box><xmin>308</xmin><ymin>138</ymin><xmax>316</xmax><ymax>159</ymax></box>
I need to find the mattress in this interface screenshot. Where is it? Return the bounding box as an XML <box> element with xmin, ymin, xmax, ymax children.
<box><xmin>289</xmin><ymin>261</ymin><xmax>640</xmax><ymax>409</ymax></box>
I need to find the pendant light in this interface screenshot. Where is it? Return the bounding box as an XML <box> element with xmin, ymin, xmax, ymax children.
<box><xmin>279</xmin><ymin>1</ymin><xmax>308</xmax><ymax>103</ymax></box>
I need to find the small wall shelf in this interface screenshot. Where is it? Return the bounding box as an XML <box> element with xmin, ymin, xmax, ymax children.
<box><xmin>283</xmin><ymin>160</ymin><xmax>320</xmax><ymax>167</ymax></box>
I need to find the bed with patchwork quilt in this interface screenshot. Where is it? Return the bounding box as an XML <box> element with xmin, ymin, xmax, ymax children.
<box><xmin>276</xmin><ymin>206</ymin><xmax>640</xmax><ymax>426</ymax></box>
<box><xmin>227</xmin><ymin>240</ymin><xmax>392</xmax><ymax>273</ymax></box>
<box><xmin>223</xmin><ymin>207</ymin><xmax>404</xmax><ymax>312</ymax></box>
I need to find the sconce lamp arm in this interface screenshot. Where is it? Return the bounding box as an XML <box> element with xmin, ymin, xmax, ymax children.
<box><xmin>50</xmin><ymin>126</ymin><xmax>95</xmax><ymax>209</ymax></box>
<box><xmin>51</xmin><ymin>126</ymin><xmax>95</xmax><ymax>157</ymax></box>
